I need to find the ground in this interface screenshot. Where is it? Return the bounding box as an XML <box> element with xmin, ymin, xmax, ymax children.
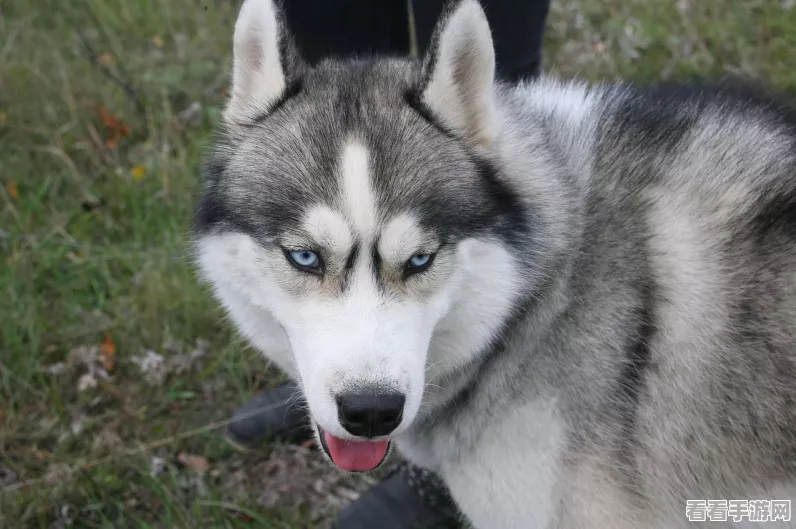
<box><xmin>2</xmin><ymin>0</ymin><xmax>796</xmax><ymax>527</ymax></box>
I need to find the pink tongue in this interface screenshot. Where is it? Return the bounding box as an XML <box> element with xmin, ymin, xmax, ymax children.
<box><xmin>323</xmin><ymin>432</ymin><xmax>389</xmax><ymax>472</ymax></box>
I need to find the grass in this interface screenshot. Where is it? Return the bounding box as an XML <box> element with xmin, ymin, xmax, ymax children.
<box><xmin>2</xmin><ymin>0</ymin><xmax>796</xmax><ymax>527</ymax></box>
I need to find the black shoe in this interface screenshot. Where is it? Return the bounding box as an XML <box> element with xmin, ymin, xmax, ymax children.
<box><xmin>225</xmin><ymin>380</ymin><xmax>313</xmax><ymax>450</ymax></box>
<box><xmin>333</xmin><ymin>462</ymin><xmax>462</xmax><ymax>529</ymax></box>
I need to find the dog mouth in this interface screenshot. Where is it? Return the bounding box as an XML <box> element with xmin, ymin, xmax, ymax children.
<box><xmin>317</xmin><ymin>425</ymin><xmax>391</xmax><ymax>472</ymax></box>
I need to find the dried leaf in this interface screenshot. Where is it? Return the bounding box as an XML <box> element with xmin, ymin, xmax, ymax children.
<box><xmin>177</xmin><ymin>452</ymin><xmax>209</xmax><ymax>475</ymax></box>
<box><xmin>152</xmin><ymin>35</ymin><xmax>164</xmax><ymax>48</ymax></box>
<box><xmin>99</xmin><ymin>332</ymin><xmax>116</xmax><ymax>371</ymax></box>
<box><xmin>97</xmin><ymin>106</ymin><xmax>131</xmax><ymax>150</ymax></box>
<box><xmin>5</xmin><ymin>180</ymin><xmax>19</xmax><ymax>200</ymax></box>
<box><xmin>131</xmin><ymin>165</ymin><xmax>146</xmax><ymax>181</ymax></box>
<box><xmin>0</xmin><ymin>111</ymin><xmax>6</xmax><ymax>125</ymax></box>
<box><xmin>98</xmin><ymin>51</ymin><xmax>114</xmax><ymax>67</ymax></box>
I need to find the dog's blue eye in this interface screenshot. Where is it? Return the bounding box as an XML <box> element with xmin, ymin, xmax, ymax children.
<box><xmin>408</xmin><ymin>254</ymin><xmax>431</xmax><ymax>268</ymax></box>
<box><xmin>404</xmin><ymin>253</ymin><xmax>435</xmax><ymax>277</ymax></box>
<box><xmin>288</xmin><ymin>249</ymin><xmax>319</xmax><ymax>269</ymax></box>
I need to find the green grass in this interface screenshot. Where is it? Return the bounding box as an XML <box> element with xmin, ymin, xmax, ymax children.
<box><xmin>2</xmin><ymin>0</ymin><xmax>796</xmax><ymax>526</ymax></box>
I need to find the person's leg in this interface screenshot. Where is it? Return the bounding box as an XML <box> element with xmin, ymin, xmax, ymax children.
<box><xmin>412</xmin><ymin>0</ymin><xmax>552</xmax><ymax>82</ymax></box>
<box><xmin>281</xmin><ymin>0</ymin><xmax>410</xmax><ymax>65</ymax></box>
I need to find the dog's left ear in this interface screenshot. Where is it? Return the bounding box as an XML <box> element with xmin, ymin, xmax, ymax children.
<box><xmin>417</xmin><ymin>0</ymin><xmax>496</xmax><ymax>148</ymax></box>
<box><xmin>224</xmin><ymin>0</ymin><xmax>304</xmax><ymax>125</ymax></box>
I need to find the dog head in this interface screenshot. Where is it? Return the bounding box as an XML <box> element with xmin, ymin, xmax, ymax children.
<box><xmin>194</xmin><ymin>0</ymin><xmax>530</xmax><ymax>471</ymax></box>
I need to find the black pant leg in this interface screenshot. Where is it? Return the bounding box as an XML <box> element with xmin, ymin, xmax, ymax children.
<box><xmin>282</xmin><ymin>0</ymin><xmax>410</xmax><ymax>65</ymax></box>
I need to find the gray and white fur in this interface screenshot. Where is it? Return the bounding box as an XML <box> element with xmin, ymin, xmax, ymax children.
<box><xmin>193</xmin><ymin>0</ymin><xmax>796</xmax><ymax>527</ymax></box>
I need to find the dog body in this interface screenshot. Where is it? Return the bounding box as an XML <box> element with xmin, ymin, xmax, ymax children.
<box><xmin>194</xmin><ymin>1</ymin><xmax>796</xmax><ymax>527</ymax></box>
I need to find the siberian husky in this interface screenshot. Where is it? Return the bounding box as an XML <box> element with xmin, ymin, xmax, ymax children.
<box><xmin>194</xmin><ymin>0</ymin><xmax>796</xmax><ymax>526</ymax></box>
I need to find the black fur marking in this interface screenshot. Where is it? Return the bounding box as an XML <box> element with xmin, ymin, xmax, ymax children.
<box><xmin>598</xmin><ymin>78</ymin><xmax>796</xmax><ymax>194</ymax></box>
<box><xmin>750</xmin><ymin>186</ymin><xmax>796</xmax><ymax>241</ymax></box>
<box><xmin>341</xmin><ymin>242</ymin><xmax>360</xmax><ymax>291</ymax></box>
<box><xmin>250</xmin><ymin>78</ymin><xmax>304</xmax><ymax>123</ymax></box>
<box><xmin>273</xmin><ymin>0</ymin><xmax>306</xmax><ymax>83</ymax></box>
<box><xmin>416</xmin><ymin>0</ymin><xmax>466</xmax><ymax>96</ymax></box>
<box><xmin>593</xmin><ymin>86</ymin><xmax>697</xmax><ymax>194</ymax></box>
<box><xmin>727</xmin><ymin>296</ymin><xmax>767</xmax><ymax>440</ymax></box>
<box><xmin>688</xmin><ymin>76</ymin><xmax>796</xmax><ymax>131</ymax></box>
<box><xmin>473</xmin><ymin>156</ymin><xmax>530</xmax><ymax>247</ymax></box>
<box><xmin>612</xmin><ymin>77</ymin><xmax>796</xmax><ymax>156</ymax></box>
<box><xmin>404</xmin><ymin>90</ymin><xmax>530</xmax><ymax>249</ymax></box>
<box><xmin>275</xmin><ymin>2</ymin><xmax>293</xmax><ymax>76</ymax></box>
<box><xmin>726</xmin><ymin>284</ymin><xmax>796</xmax><ymax>460</ymax></box>
<box><xmin>370</xmin><ymin>244</ymin><xmax>386</xmax><ymax>293</ymax></box>
<box><xmin>193</xmin><ymin>153</ymin><xmax>257</xmax><ymax>236</ymax></box>
<box><xmin>614</xmin><ymin>276</ymin><xmax>655</xmax><ymax>476</ymax></box>
<box><xmin>610</xmin><ymin>86</ymin><xmax>699</xmax><ymax>159</ymax></box>
<box><xmin>403</xmin><ymin>89</ymin><xmax>456</xmax><ymax>140</ymax></box>
<box><xmin>193</xmin><ymin>180</ymin><xmax>226</xmax><ymax>232</ymax></box>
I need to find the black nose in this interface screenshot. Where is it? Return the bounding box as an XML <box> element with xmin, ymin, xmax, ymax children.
<box><xmin>336</xmin><ymin>393</ymin><xmax>406</xmax><ymax>437</ymax></box>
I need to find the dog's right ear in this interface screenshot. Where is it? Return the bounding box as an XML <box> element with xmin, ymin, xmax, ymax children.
<box><xmin>224</xmin><ymin>0</ymin><xmax>304</xmax><ymax>125</ymax></box>
<box><xmin>415</xmin><ymin>0</ymin><xmax>496</xmax><ymax>148</ymax></box>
